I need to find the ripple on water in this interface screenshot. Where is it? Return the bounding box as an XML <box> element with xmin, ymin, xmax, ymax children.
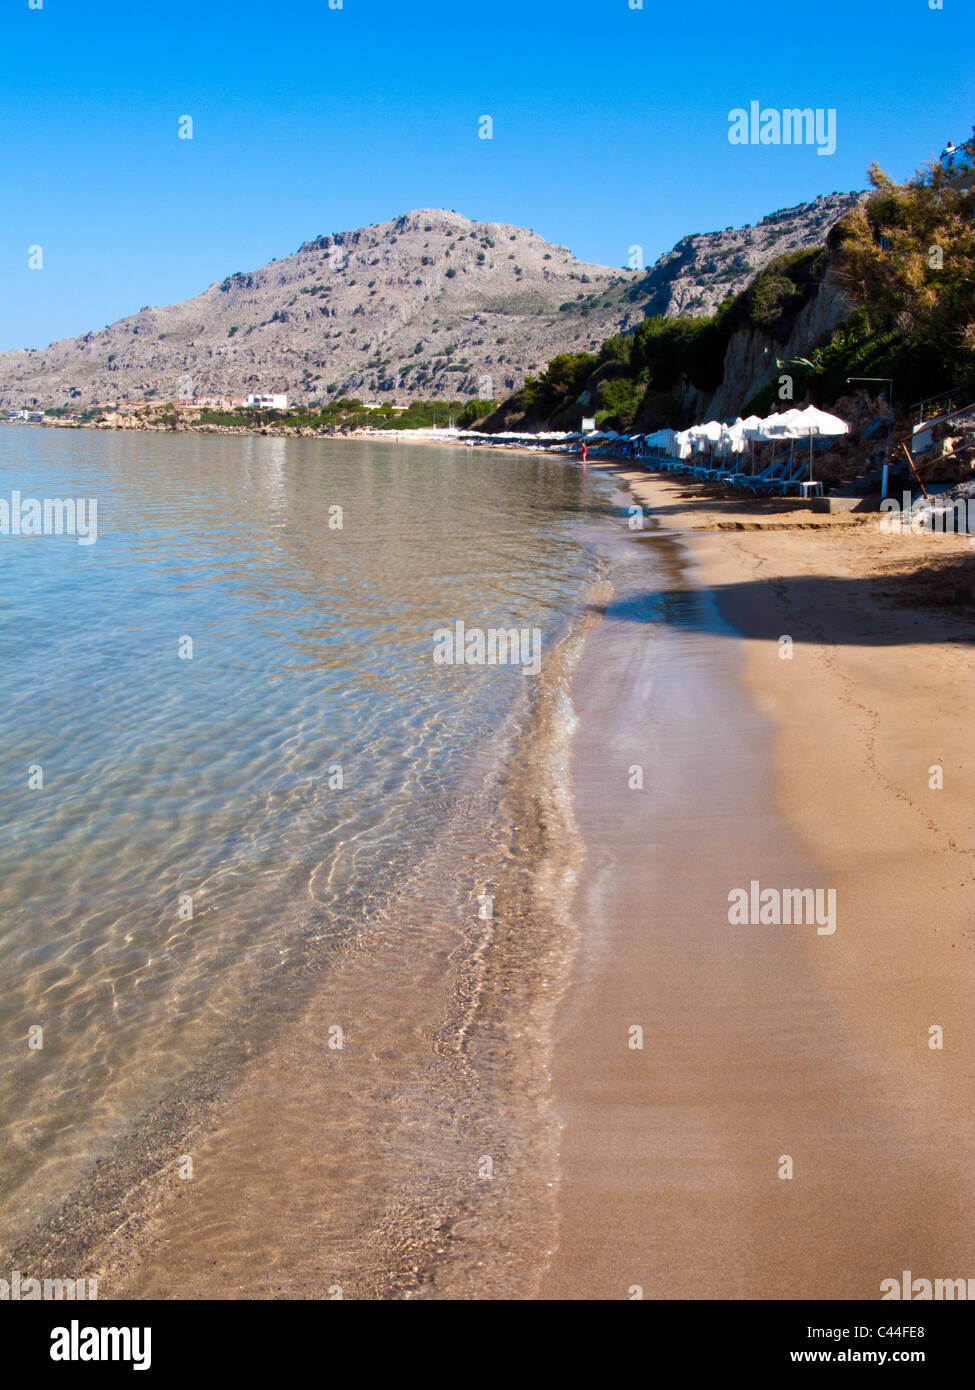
<box><xmin>0</xmin><ymin>429</ymin><xmax>612</xmax><ymax>1248</ymax></box>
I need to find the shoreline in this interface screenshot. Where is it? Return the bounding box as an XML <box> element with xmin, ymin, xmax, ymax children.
<box><xmin>542</xmin><ymin>463</ymin><xmax>975</xmax><ymax>1298</ymax></box>
<box><xmin>5</xmin><ymin>447</ymin><xmax>972</xmax><ymax>1299</ymax></box>
<box><xmin>3</xmin><ymin>538</ymin><xmax>607</xmax><ymax>1301</ymax></box>
<box><xmin>96</xmin><ymin>607</ymin><xmax>603</xmax><ymax>1301</ymax></box>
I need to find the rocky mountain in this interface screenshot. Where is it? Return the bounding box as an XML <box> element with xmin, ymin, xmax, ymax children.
<box><xmin>0</xmin><ymin>196</ymin><xmax>862</xmax><ymax>410</ymax></box>
<box><xmin>633</xmin><ymin>191</ymin><xmax>863</xmax><ymax>319</ymax></box>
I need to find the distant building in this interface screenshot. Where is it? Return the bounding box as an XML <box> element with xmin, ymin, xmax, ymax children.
<box><xmin>244</xmin><ymin>393</ymin><xmax>288</xmax><ymax>410</ymax></box>
<box><xmin>174</xmin><ymin>396</ymin><xmax>248</xmax><ymax>410</ymax></box>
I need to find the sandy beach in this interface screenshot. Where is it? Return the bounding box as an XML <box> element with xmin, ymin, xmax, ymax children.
<box><xmin>5</xmin><ymin>0</ymin><xmax>975</xmax><ymax>1343</ymax></box>
<box><xmin>542</xmin><ymin>466</ymin><xmax>975</xmax><ymax>1298</ymax></box>
<box><xmin>9</xmin><ymin>449</ymin><xmax>972</xmax><ymax>1303</ymax></box>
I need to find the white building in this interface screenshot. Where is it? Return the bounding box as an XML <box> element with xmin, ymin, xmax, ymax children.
<box><xmin>244</xmin><ymin>393</ymin><xmax>288</xmax><ymax>410</ymax></box>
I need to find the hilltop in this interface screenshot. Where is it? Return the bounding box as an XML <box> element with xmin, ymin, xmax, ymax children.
<box><xmin>0</xmin><ymin>196</ymin><xmax>861</xmax><ymax>411</ymax></box>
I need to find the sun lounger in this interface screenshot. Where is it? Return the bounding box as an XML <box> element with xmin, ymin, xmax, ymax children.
<box><xmin>751</xmin><ymin>456</ymin><xmax>805</xmax><ymax>496</ymax></box>
<box><xmin>778</xmin><ymin>458</ymin><xmax>817</xmax><ymax>495</ymax></box>
<box><xmin>727</xmin><ymin>455</ymin><xmax>789</xmax><ymax>493</ymax></box>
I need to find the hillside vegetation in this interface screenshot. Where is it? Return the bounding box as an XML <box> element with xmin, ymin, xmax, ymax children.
<box><xmin>483</xmin><ymin>158</ymin><xmax>974</xmax><ymax>434</ymax></box>
<box><xmin>823</xmin><ymin>160</ymin><xmax>975</xmax><ymax>402</ymax></box>
<box><xmin>482</xmin><ymin>247</ymin><xmax>829</xmax><ymax>432</ymax></box>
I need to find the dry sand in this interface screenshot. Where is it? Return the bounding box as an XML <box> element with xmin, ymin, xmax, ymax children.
<box><xmin>541</xmin><ymin>467</ymin><xmax>975</xmax><ymax>1299</ymax></box>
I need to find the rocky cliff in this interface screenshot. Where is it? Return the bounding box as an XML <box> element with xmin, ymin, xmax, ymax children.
<box><xmin>685</xmin><ymin>278</ymin><xmax>855</xmax><ymax>421</ymax></box>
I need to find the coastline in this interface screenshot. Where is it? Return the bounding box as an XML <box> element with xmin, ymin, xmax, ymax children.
<box><xmin>0</xmin><ymin>417</ymin><xmax>562</xmax><ymax>456</ymax></box>
<box><xmin>8</xmin><ymin>571</ymin><xmax>605</xmax><ymax>1301</ymax></box>
<box><xmin>0</xmin><ymin>433</ymin><xmax>603</xmax><ymax>1300</ymax></box>
<box><xmin>542</xmin><ymin>464</ymin><xmax>975</xmax><ymax>1298</ymax></box>
<box><xmin>5</xmin><ymin>444</ymin><xmax>973</xmax><ymax>1300</ymax></box>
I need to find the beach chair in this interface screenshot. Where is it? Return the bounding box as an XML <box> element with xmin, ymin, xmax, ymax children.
<box><xmin>776</xmin><ymin>457</ymin><xmax>813</xmax><ymax>496</ymax></box>
<box><xmin>718</xmin><ymin>467</ymin><xmax>751</xmax><ymax>488</ymax></box>
<box><xmin>751</xmin><ymin>457</ymin><xmax>801</xmax><ymax>496</ymax></box>
<box><xmin>689</xmin><ymin>454</ymin><xmax>716</xmax><ymax>479</ymax></box>
<box><xmin>731</xmin><ymin>454</ymin><xmax>788</xmax><ymax>494</ymax></box>
<box><xmin>704</xmin><ymin>455</ymin><xmax>737</xmax><ymax>481</ymax></box>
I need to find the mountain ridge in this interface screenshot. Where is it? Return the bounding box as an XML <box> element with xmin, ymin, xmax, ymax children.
<box><xmin>0</xmin><ymin>195</ymin><xmax>862</xmax><ymax>409</ymax></box>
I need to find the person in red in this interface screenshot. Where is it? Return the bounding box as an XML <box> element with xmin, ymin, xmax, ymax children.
<box><xmin>581</xmin><ymin>442</ymin><xmax>588</xmax><ymax>462</ymax></box>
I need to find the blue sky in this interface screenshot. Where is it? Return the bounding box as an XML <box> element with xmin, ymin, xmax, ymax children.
<box><xmin>1</xmin><ymin>0</ymin><xmax>972</xmax><ymax>351</ymax></box>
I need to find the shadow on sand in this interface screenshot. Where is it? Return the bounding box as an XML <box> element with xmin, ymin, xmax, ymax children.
<box><xmin>588</xmin><ymin>569</ymin><xmax>975</xmax><ymax>646</ymax></box>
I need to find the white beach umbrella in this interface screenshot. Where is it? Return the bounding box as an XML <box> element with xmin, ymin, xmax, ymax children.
<box><xmin>764</xmin><ymin>409</ymin><xmax>811</xmax><ymax>480</ymax></box>
<box><xmin>736</xmin><ymin>414</ymin><xmax>768</xmax><ymax>472</ymax></box>
<box><xmin>737</xmin><ymin>411</ymin><xmax>796</xmax><ymax>476</ymax></box>
<box><xmin>793</xmin><ymin>405</ymin><xmax>850</xmax><ymax>437</ymax></box>
<box><xmin>742</xmin><ymin>412</ymin><xmax>806</xmax><ymax>483</ymax></box>
<box><xmin>760</xmin><ymin>408</ymin><xmax>807</xmax><ymax>438</ymax></box>
<box><xmin>696</xmin><ymin>420</ymin><xmax>724</xmax><ymax>441</ymax></box>
<box><xmin>671</xmin><ymin>429</ymin><xmax>693</xmax><ymax>459</ymax></box>
<box><xmin>713</xmin><ymin>426</ymin><xmax>733</xmax><ymax>457</ymax></box>
<box><xmin>742</xmin><ymin>414</ymin><xmax>774</xmax><ymax>440</ymax></box>
<box><xmin>704</xmin><ymin>419</ymin><xmax>727</xmax><ymax>459</ymax></box>
<box><xmin>644</xmin><ymin>428</ymin><xmax>675</xmax><ymax>451</ymax></box>
<box><xmin>716</xmin><ymin>419</ymin><xmax>748</xmax><ymax>456</ymax></box>
<box><xmin>687</xmin><ymin>419</ymin><xmax>723</xmax><ymax>455</ymax></box>
<box><xmin>790</xmin><ymin>405</ymin><xmax>850</xmax><ymax>482</ymax></box>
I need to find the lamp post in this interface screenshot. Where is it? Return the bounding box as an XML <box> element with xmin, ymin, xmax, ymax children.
<box><xmin>847</xmin><ymin>375</ymin><xmax>894</xmax><ymax>498</ymax></box>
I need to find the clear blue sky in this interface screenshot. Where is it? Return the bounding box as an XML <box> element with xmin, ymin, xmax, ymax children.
<box><xmin>1</xmin><ymin>0</ymin><xmax>972</xmax><ymax>351</ymax></box>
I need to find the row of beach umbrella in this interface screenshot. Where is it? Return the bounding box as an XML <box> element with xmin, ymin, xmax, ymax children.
<box><xmin>666</xmin><ymin>406</ymin><xmax>850</xmax><ymax>481</ymax></box>
<box><xmin>672</xmin><ymin>407</ymin><xmax>848</xmax><ymax>455</ymax></box>
<box><xmin>456</xmin><ymin>406</ymin><xmax>850</xmax><ymax>484</ymax></box>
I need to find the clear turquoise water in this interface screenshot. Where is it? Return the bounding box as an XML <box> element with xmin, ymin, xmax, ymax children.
<box><xmin>0</xmin><ymin>425</ymin><xmax>607</xmax><ymax>1243</ymax></box>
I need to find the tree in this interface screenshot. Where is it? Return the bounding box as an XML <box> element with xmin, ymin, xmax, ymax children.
<box><xmin>831</xmin><ymin>161</ymin><xmax>975</xmax><ymax>356</ymax></box>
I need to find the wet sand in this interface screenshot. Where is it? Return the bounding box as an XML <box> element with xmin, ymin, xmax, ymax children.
<box><xmin>542</xmin><ymin>468</ymin><xmax>975</xmax><ymax>1299</ymax></box>
<box><xmin>76</xmin><ymin>604</ymin><xmax>599</xmax><ymax>1301</ymax></box>
<box><xmin>14</xmin><ymin>459</ymin><xmax>973</xmax><ymax>1300</ymax></box>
